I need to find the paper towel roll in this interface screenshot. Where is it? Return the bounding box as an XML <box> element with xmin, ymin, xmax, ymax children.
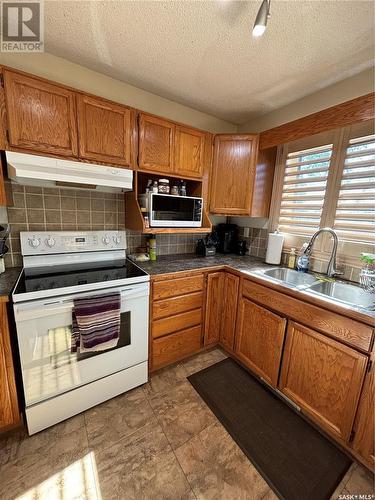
<box><xmin>265</xmin><ymin>231</ymin><xmax>284</xmax><ymax>265</ymax></box>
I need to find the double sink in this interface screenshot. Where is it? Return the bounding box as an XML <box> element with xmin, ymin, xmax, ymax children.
<box><xmin>257</xmin><ymin>267</ymin><xmax>374</xmax><ymax>311</ymax></box>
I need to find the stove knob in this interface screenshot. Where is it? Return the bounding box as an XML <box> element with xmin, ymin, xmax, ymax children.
<box><xmin>113</xmin><ymin>236</ymin><xmax>121</xmax><ymax>245</ymax></box>
<box><xmin>45</xmin><ymin>237</ymin><xmax>55</xmax><ymax>248</ymax></box>
<box><xmin>102</xmin><ymin>235</ymin><xmax>110</xmax><ymax>245</ymax></box>
<box><xmin>28</xmin><ymin>237</ymin><xmax>40</xmax><ymax>248</ymax></box>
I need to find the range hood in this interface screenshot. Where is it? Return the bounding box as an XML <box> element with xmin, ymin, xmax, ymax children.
<box><xmin>6</xmin><ymin>151</ymin><xmax>133</xmax><ymax>192</ymax></box>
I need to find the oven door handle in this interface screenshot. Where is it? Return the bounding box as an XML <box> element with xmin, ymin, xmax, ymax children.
<box><xmin>14</xmin><ymin>286</ymin><xmax>148</xmax><ymax>321</ymax></box>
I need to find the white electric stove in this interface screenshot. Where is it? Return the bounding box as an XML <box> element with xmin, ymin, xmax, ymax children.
<box><xmin>12</xmin><ymin>231</ymin><xmax>150</xmax><ymax>435</ymax></box>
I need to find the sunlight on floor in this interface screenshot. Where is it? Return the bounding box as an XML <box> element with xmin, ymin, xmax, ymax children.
<box><xmin>16</xmin><ymin>452</ymin><xmax>102</xmax><ymax>500</ymax></box>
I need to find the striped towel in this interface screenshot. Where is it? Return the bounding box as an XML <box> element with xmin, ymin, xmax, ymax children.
<box><xmin>71</xmin><ymin>292</ymin><xmax>121</xmax><ymax>353</ymax></box>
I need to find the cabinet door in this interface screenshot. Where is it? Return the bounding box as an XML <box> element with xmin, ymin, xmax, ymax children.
<box><xmin>210</xmin><ymin>134</ymin><xmax>259</xmax><ymax>215</ymax></box>
<box><xmin>352</xmin><ymin>361</ymin><xmax>375</xmax><ymax>470</ymax></box>
<box><xmin>174</xmin><ymin>126</ymin><xmax>205</xmax><ymax>178</ymax></box>
<box><xmin>0</xmin><ymin>304</ymin><xmax>20</xmax><ymax>430</ymax></box>
<box><xmin>77</xmin><ymin>94</ymin><xmax>134</xmax><ymax>167</ymax></box>
<box><xmin>4</xmin><ymin>70</ymin><xmax>78</xmax><ymax>157</ymax></box>
<box><xmin>235</xmin><ymin>297</ymin><xmax>286</xmax><ymax>387</ymax></box>
<box><xmin>138</xmin><ymin>113</ymin><xmax>175</xmax><ymax>173</ymax></box>
<box><xmin>279</xmin><ymin>322</ymin><xmax>367</xmax><ymax>442</ymax></box>
<box><xmin>219</xmin><ymin>273</ymin><xmax>240</xmax><ymax>351</ymax></box>
<box><xmin>204</xmin><ymin>272</ymin><xmax>225</xmax><ymax>346</ymax></box>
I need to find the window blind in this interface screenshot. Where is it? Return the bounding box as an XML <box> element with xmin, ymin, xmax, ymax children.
<box><xmin>277</xmin><ymin>143</ymin><xmax>333</xmax><ymax>235</ymax></box>
<box><xmin>333</xmin><ymin>134</ymin><xmax>375</xmax><ymax>243</ymax></box>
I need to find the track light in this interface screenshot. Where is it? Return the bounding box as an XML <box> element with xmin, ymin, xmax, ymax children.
<box><xmin>252</xmin><ymin>0</ymin><xmax>270</xmax><ymax>38</ymax></box>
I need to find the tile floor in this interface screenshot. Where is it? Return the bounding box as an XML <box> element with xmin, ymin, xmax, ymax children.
<box><xmin>0</xmin><ymin>348</ymin><xmax>374</xmax><ymax>500</ymax></box>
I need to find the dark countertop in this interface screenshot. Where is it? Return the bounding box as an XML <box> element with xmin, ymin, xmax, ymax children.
<box><xmin>134</xmin><ymin>254</ymin><xmax>375</xmax><ymax>325</ymax></box>
<box><xmin>134</xmin><ymin>254</ymin><xmax>271</xmax><ymax>276</ymax></box>
<box><xmin>0</xmin><ymin>267</ymin><xmax>21</xmax><ymax>301</ymax></box>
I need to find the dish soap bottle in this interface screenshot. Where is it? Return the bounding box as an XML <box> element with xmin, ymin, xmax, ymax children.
<box><xmin>288</xmin><ymin>248</ymin><xmax>297</xmax><ymax>269</ymax></box>
<box><xmin>296</xmin><ymin>243</ymin><xmax>309</xmax><ymax>273</ymax></box>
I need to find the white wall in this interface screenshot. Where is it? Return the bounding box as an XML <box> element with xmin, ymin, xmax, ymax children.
<box><xmin>0</xmin><ymin>52</ymin><xmax>236</xmax><ymax>134</ymax></box>
<box><xmin>238</xmin><ymin>68</ymin><xmax>375</xmax><ymax>133</ymax></box>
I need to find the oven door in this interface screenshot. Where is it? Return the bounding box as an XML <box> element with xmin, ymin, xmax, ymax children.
<box><xmin>13</xmin><ymin>282</ymin><xmax>149</xmax><ymax>407</ymax></box>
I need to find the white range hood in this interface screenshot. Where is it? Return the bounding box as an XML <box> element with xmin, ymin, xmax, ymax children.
<box><xmin>6</xmin><ymin>151</ymin><xmax>133</xmax><ymax>192</ymax></box>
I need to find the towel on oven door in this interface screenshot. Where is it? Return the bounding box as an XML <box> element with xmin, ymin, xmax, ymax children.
<box><xmin>71</xmin><ymin>292</ymin><xmax>121</xmax><ymax>353</ymax></box>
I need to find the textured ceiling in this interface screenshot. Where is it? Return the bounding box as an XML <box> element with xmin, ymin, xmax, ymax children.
<box><xmin>44</xmin><ymin>0</ymin><xmax>375</xmax><ymax>124</ymax></box>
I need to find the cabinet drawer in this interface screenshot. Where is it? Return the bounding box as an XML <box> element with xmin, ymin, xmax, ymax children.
<box><xmin>242</xmin><ymin>279</ymin><xmax>373</xmax><ymax>352</ymax></box>
<box><xmin>153</xmin><ymin>274</ymin><xmax>204</xmax><ymax>300</ymax></box>
<box><xmin>152</xmin><ymin>325</ymin><xmax>202</xmax><ymax>371</ymax></box>
<box><xmin>152</xmin><ymin>308</ymin><xmax>202</xmax><ymax>339</ymax></box>
<box><xmin>153</xmin><ymin>292</ymin><xmax>203</xmax><ymax>320</ymax></box>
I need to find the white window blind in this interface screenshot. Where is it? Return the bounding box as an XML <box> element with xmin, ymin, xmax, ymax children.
<box><xmin>277</xmin><ymin>143</ymin><xmax>333</xmax><ymax>235</ymax></box>
<box><xmin>333</xmin><ymin>133</ymin><xmax>375</xmax><ymax>243</ymax></box>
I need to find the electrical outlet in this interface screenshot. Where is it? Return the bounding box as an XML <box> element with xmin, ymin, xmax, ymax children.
<box><xmin>244</xmin><ymin>227</ymin><xmax>250</xmax><ymax>238</ymax></box>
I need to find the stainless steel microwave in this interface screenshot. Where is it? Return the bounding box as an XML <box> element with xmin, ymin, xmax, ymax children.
<box><xmin>149</xmin><ymin>193</ymin><xmax>203</xmax><ymax>228</ymax></box>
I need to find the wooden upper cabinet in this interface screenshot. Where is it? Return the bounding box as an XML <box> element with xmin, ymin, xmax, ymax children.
<box><xmin>219</xmin><ymin>273</ymin><xmax>240</xmax><ymax>351</ymax></box>
<box><xmin>235</xmin><ymin>297</ymin><xmax>286</xmax><ymax>387</ymax></box>
<box><xmin>279</xmin><ymin>322</ymin><xmax>367</xmax><ymax>442</ymax></box>
<box><xmin>77</xmin><ymin>94</ymin><xmax>134</xmax><ymax>167</ymax></box>
<box><xmin>204</xmin><ymin>272</ymin><xmax>225</xmax><ymax>346</ymax></box>
<box><xmin>210</xmin><ymin>134</ymin><xmax>259</xmax><ymax>215</ymax></box>
<box><xmin>0</xmin><ymin>303</ymin><xmax>20</xmax><ymax>431</ymax></box>
<box><xmin>174</xmin><ymin>126</ymin><xmax>205</xmax><ymax>178</ymax></box>
<box><xmin>352</xmin><ymin>360</ymin><xmax>375</xmax><ymax>470</ymax></box>
<box><xmin>4</xmin><ymin>70</ymin><xmax>78</xmax><ymax>157</ymax></box>
<box><xmin>138</xmin><ymin>113</ymin><xmax>175</xmax><ymax>173</ymax></box>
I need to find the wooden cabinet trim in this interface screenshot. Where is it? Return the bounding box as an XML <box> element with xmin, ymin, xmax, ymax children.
<box><xmin>279</xmin><ymin>321</ymin><xmax>368</xmax><ymax>442</ymax></box>
<box><xmin>0</xmin><ymin>304</ymin><xmax>20</xmax><ymax>430</ymax></box>
<box><xmin>241</xmin><ymin>279</ymin><xmax>373</xmax><ymax>352</ymax></box>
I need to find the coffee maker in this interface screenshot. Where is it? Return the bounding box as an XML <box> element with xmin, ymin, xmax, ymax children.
<box><xmin>215</xmin><ymin>224</ymin><xmax>238</xmax><ymax>254</ymax></box>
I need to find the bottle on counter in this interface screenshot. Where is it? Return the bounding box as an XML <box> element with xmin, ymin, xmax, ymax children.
<box><xmin>296</xmin><ymin>243</ymin><xmax>309</xmax><ymax>273</ymax></box>
<box><xmin>152</xmin><ymin>181</ymin><xmax>158</xmax><ymax>193</ymax></box>
<box><xmin>145</xmin><ymin>179</ymin><xmax>153</xmax><ymax>194</ymax></box>
<box><xmin>287</xmin><ymin>248</ymin><xmax>297</xmax><ymax>269</ymax></box>
<box><xmin>180</xmin><ymin>180</ymin><xmax>187</xmax><ymax>197</ymax></box>
<box><xmin>171</xmin><ymin>184</ymin><xmax>179</xmax><ymax>196</ymax></box>
<box><xmin>148</xmin><ymin>235</ymin><xmax>157</xmax><ymax>261</ymax></box>
<box><xmin>144</xmin><ymin>215</ymin><xmax>150</xmax><ymax>228</ymax></box>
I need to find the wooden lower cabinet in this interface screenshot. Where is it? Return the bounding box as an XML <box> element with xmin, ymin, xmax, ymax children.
<box><xmin>219</xmin><ymin>273</ymin><xmax>240</xmax><ymax>351</ymax></box>
<box><xmin>235</xmin><ymin>297</ymin><xmax>286</xmax><ymax>387</ymax></box>
<box><xmin>150</xmin><ymin>271</ymin><xmax>205</xmax><ymax>371</ymax></box>
<box><xmin>352</xmin><ymin>359</ymin><xmax>375</xmax><ymax>470</ymax></box>
<box><xmin>152</xmin><ymin>326</ymin><xmax>201</xmax><ymax>371</ymax></box>
<box><xmin>0</xmin><ymin>303</ymin><xmax>20</xmax><ymax>431</ymax></box>
<box><xmin>279</xmin><ymin>322</ymin><xmax>368</xmax><ymax>442</ymax></box>
<box><xmin>204</xmin><ymin>272</ymin><xmax>225</xmax><ymax>346</ymax></box>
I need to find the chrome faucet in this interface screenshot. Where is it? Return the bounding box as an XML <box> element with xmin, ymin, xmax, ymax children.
<box><xmin>303</xmin><ymin>227</ymin><xmax>343</xmax><ymax>278</ymax></box>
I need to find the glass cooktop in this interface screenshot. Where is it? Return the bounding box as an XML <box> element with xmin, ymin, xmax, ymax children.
<box><xmin>13</xmin><ymin>259</ymin><xmax>148</xmax><ymax>296</ymax></box>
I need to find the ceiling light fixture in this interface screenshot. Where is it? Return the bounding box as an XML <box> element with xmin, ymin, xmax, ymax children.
<box><xmin>252</xmin><ymin>0</ymin><xmax>271</xmax><ymax>38</ymax></box>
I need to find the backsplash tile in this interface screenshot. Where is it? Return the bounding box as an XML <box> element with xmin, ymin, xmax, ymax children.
<box><xmin>3</xmin><ymin>182</ymin><xmax>206</xmax><ymax>268</ymax></box>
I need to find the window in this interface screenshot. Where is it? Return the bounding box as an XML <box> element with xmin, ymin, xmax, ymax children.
<box><xmin>278</xmin><ymin>143</ymin><xmax>333</xmax><ymax>235</ymax></box>
<box><xmin>270</xmin><ymin>120</ymin><xmax>375</xmax><ymax>263</ymax></box>
<box><xmin>333</xmin><ymin>133</ymin><xmax>375</xmax><ymax>243</ymax></box>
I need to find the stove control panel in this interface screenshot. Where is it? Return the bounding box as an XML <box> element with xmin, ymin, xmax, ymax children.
<box><xmin>20</xmin><ymin>231</ymin><xmax>127</xmax><ymax>256</ymax></box>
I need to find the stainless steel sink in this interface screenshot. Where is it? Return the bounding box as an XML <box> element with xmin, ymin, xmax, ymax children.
<box><xmin>263</xmin><ymin>268</ymin><xmax>318</xmax><ymax>286</ymax></box>
<box><xmin>309</xmin><ymin>281</ymin><xmax>374</xmax><ymax>310</ymax></box>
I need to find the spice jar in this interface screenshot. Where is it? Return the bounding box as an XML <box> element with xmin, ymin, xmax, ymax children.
<box><xmin>158</xmin><ymin>179</ymin><xmax>170</xmax><ymax>194</ymax></box>
<box><xmin>171</xmin><ymin>185</ymin><xmax>179</xmax><ymax>196</ymax></box>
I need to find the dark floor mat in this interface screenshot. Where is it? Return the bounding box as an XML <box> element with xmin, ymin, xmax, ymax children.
<box><xmin>188</xmin><ymin>357</ymin><xmax>351</xmax><ymax>500</ymax></box>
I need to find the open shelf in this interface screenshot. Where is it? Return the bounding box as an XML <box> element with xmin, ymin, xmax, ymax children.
<box><xmin>124</xmin><ymin>171</ymin><xmax>212</xmax><ymax>234</ymax></box>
